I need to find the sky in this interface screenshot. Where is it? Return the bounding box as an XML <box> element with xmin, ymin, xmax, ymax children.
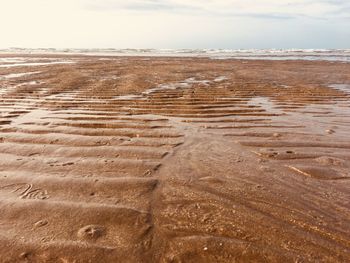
<box><xmin>0</xmin><ymin>0</ymin><xmax>349</xmax><ymax>49</ymax></box>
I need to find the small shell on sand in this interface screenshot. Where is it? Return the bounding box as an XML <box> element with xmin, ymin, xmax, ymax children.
<box><xmin>77</xmin><ymin>225</ymin><xmax>106</xmax><ymax>241</ymax></box>
<box><xmin>19</xmin><ymin>252</ymin><xmax>30</xmax><ymax>259</ymax></box>
<box><xmin>326</xmin><ymin>129</ymin><xmax>335</xmax><ymax>134</ymax></box>
<box><xmin>34</xmin><ymin>220</ymin><xmax>48</xmax><ymax>228</ymax></box>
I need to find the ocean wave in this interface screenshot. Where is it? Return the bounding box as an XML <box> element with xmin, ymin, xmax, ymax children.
<box><xmin>1</xmin><ymin>48</ymin><xmax>350</xmax><ymax>62</ymax></box>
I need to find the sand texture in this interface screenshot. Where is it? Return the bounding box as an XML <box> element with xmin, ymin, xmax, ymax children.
<box><xmin>0</xmin><ymin>55</ymin><xmax>349</xmax><ymax>262</ymax></box>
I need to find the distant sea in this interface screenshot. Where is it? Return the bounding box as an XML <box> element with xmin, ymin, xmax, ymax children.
<box><xmin>1</xmin><ymin>48</ymin><xmax>350</xmax><ymax>62</ymax></box>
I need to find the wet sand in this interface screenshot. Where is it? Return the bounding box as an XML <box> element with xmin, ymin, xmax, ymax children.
<box><xmin>0</xmin><ymin>54</ymin><xmax>349</xmax><ymax>262</ymax></box>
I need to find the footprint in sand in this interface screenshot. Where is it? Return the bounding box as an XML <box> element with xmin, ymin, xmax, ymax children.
<box><xmin>62</xmin><ymin>162</ymin><xmax>75</xmax><ymax>166</ymax></box>
<box><xmin>260</xmin><ymin>166</ymin><xmax>275</xmax><ymax>173</ymax></box>
<box><xmin>315</xmin><ymin>156</ymin><xmax>345</xmax><ymax>166</ymax></box>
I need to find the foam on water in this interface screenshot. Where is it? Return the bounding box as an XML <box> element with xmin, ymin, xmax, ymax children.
<box><xmin>1</xmin><ymin>48</ymin><xmax>350</xmax><ymax>62</ymax></box>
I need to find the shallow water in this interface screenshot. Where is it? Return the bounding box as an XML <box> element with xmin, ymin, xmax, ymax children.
<box><xmin>0</xmin><ymin>61</ymin><xmax>74</xmax><ymax>68</ymax></box>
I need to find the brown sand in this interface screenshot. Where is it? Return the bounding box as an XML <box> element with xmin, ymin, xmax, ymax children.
<box><xmin>0</xmin><ymin>54</ymin><xmax>349</xmax><ymax>262</ymax></box>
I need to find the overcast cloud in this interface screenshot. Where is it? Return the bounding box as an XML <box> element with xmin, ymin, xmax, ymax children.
<box><xmin>0</xmin><ymin>0</ymin><xmax>349</xmax><ymax>49</ymax></box>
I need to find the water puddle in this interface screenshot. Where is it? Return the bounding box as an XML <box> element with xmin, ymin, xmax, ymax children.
<box><xmin>214</xmin><ymin>76</ymin><xmax>228</xmax><ymax>82</ymax></box>
<box><xmin>280</xmin><ymin>85</ymin><xmax>290</xmax><ymax>89</ymax></box>
<box><xmin>113</xmin><ymin>76</ymin><xmax>230</xmax><ymax>101</ymax></box>
<box><xmin>247</xmin><ymin>97</ymin><xmax>279</xmax><ymax>113</ymax></box>
<box><xmin>10</xmin><ymin>109</ymin><xmax>49</xmax><ymax>127</ymax></box>
<box><xmin>0</xmin><ymin>71</ymin><xmax>41</xmax><ymax>80</ymax></box>
<box><xmin>0</xmin><ymin>57</ymin><xmax>26</xmax><ymax>63</ymax></box>
<box><xmin>328</xmin><ymin>84</ymin><xmax>350</xmax><ymax>93</ymax></box>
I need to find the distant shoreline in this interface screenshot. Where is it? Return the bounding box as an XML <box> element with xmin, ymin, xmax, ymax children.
<box><xmin>0</xmin><ymin>48</ymin><xmax>350</xmax><ymax>62</ymax></box>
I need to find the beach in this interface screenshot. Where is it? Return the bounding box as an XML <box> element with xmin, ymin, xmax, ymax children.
<box><xmin>0</xmin><ymin>54</ymin><xmax>349</xmax><ymax>262</ymax></box>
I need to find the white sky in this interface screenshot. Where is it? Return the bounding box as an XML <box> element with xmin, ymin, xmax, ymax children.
<box><xmin>0</xmin><ymin>0</ymin><xmax>349</xmax><ymax>49</ymax></box>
